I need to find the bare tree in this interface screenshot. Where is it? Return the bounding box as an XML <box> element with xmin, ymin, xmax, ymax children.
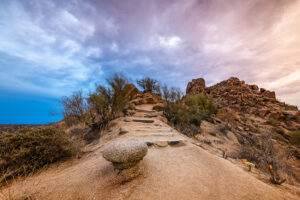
<box><xmin>137</xmin><ymin>77</ymin><xmax>160</xmax><ymax>93</ymax></box>
<box><xmin>61</xmin><ymin>91</ymin><xmax>87</xmax><ymax>125</ymax></box>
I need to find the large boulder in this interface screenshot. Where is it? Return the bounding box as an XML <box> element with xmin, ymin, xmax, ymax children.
<box><xmin>263</xmin><ymin>90</ymin><xmax>276</xmax><ymax>99</ymax></box>
<box><xmin>186</xmin><ymin>78</ymin><xmax>206</xmax><ymax>95</ymax></box>
<box><xmin>103</xmin><ymin>139</ymin><xmax>148</xmax><ymax>169</ymax></box>
<box><xmin>123</xmin><ymin>84</ymin><xmax>139</xmax><ymax>100</ymax></box>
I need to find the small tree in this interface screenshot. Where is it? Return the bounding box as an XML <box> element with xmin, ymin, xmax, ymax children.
<box><xmin>106</xmin><ymin>73</ymin><xmax>128</xmax><ymax>96</ymax></box>
<box><xmin>87</xmin><ymin>92</ymin><xmax>112</xmax><ymax>131</ymax></box>
<box><xmin>137</xmin><ymin>77</ymin><xmax>160</xmax><ymax>93</ymax></box>
<box><xmin>87</xmin><ymin>73</ymin><xmax>129</xmax><ymax>131</ymax></box>
<box><xmin>61</xmin><ymin>91</ymin><xmax>88</xmax><ymax>126</ymax></box>
<box><xmin>162</xmin><ymin>85</ymin><xmax>183</xmax><ymax>102</ymax></box>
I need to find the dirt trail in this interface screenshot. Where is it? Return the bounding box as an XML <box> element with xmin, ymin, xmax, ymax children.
<box><xmin>1</xmin><ymin>104</ymin><xmax>299</xmax><ymax>200</ymax></box>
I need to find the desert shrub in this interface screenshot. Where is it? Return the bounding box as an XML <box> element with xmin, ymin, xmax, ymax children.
<box><xmin>86</xmin><ymin>73</ymin><xmax>129</xmax><ymax>133</ymax></box>
<box><xmin>217</xmin><ymin>108</ymin><xmax>237</xmax><ymax>130</ymax></box>
<box><xmin>275</xmin><ymin>128</ymin><xmax>285</xmax><ymax>135</ymax></box>
<box><xmin>162</xmin><ymin>85</ymin><xmax>183</xmax><ymax>102</ymax></box>
<box><xmin>239</xmin><ymin>133</ymin><xmax>290</xmax><ymax>184</ymax></box>
<box><xmin>284</xmin><ymin>104</ymin><xmax>298</xmax><ymax>111</ymax></box>
<box><xmin>289</xmin><ymin>131</ymin><xmax>300</xmax><ymax>146</ymax></box>
<box><xmin>0</xmin><ymin>127</ymin><xmax>74</xmax><ymax>182</ymax></box>
<box><xmin>61</xmin><ymin>91</ymin><xmax>88</xmax><ymax>126</ymax></box>
<box><xmin>137</xmin><ymin>77</ymin><xmax>160</xmax><ymax>93</ymax></box>
<box><xmin>153</xmin><ymin>104</ymin><xmax>164</xmax><ymax>111</ymax></box>
<box><xmin>266</xmin><ymin>118</ymin><xmax>280</xmax><ymax>126</ymax></box>
<box><xmin>87</xmin><ymin>91</ymin><xmax>112</xmax><ymax>132</ymax></box>
<box><xmin>240</xmin><ymin>114</ymin><xmax>248</xmax><ymax>123</ymax></box>
<box><xmin>185</xmin><ymin>94</ymin><xmax>218</xmax><ymax>118</ymax></box>
<box><xmin>163</xmin><ymin>94</ymin><xmax>217</xmax><ymax>137</ymax></box>
<box><xmin>272</xmin><ymin>133</ymin><xmax>286</xmax><ymax>143</ymax></box>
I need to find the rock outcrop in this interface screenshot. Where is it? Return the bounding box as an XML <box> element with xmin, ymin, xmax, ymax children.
<box><xmin>130</xmin><ymin>92</ymin><xmax>164</xmax><ymax>105</ymax></box>
<box><xmin>185</xmin><ymin>77</ymin><xmax>284</xmax><ymax>115</ymax></box>
<box><xmin>186</xmin><ymin>78</ymin><xmax>206</xmax><ymax>95</ymax></box>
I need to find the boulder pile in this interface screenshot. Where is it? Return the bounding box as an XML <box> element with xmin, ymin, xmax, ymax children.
<box><xmin>185</xmin><ymin>77</ymin><xmax>299</xmax><ymax>124</ymax></box>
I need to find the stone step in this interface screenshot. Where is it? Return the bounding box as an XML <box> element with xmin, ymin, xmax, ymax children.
<box><xmin>135</xmin><ymin>109</ymin><xmax>155</xmax><ymax>113</ymax></box>
<box><xmin>145</xmin><ymin>140</ymin><xmax>186</xmax><ymax>147</ymax></box>
<box><xmin>132</xmin><ymin>119</ymin><xmax>155</xmax><ymax>123</ymax></box>
<box><xmin>132</xmin><ymin>132</ymin><xmax>174</xmax><ymax>137</ymax></box>
<box><xmin>135</xmin><ymin>129</ymin><xmax>173</xmax><ymax>133</ymax></box>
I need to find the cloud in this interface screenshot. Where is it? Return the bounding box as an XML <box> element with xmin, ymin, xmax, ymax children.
<box><xmin>0</xmin><ymin>0</ymin><xmax>299</xmax><ymax>107</ymax></box>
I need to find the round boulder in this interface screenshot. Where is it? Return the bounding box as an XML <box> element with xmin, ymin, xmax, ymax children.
<box><xmin>103</xmin><ymin>139</ymin><xmax>148</xmax><ymax>169</ymax></box>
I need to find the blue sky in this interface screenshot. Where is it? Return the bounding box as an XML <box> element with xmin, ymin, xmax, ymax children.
<box><xmin>0</xmin><ymin>0</ymin><xmax>300</xmax><ymax>124</ymax></box>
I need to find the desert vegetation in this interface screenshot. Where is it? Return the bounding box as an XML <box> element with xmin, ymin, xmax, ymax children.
<box><xmin>137</xmin><ymin>77</ymin><xmax>161</xmax><ymax>93</ymax></box>
<box><xmin>0</xmin><ymin>126</ymin><xmax>74</xmax><ymax>182</ymax></box>
<box><xmin>163</xmin><ymin>90</ymin><xmax>218</xmax><ymax>137</ymax></box>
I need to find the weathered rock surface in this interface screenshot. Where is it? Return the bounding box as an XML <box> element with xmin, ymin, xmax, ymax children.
<box><xmin>119</xmin><ymin>127</ymin><xmax>129</xmax><ymax>134</ymax></box>
<box><xmin>103</xmin><ymin>139</ymin><xmax>148</xmax><ymax>169</ymax></box>
<box><xmin>130</xmin><ymin>91</ymin><xmax>164</xmax><ymax>105</ymax></box>
<box><xmin>123</xmin><ymin>84</ymin><xmax>139</xmax><ymax>100</ymax></box>
<box><xmin>186</xmin><ymin>78</ymin><xmax>206</xmax><ymax>95</ymax></box>
<box><xmin>184</xmin><ymin>77</ymin><xmax>297</xmax><ymax>123</ymax></box>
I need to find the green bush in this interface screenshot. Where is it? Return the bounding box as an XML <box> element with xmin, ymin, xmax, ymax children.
<box><xmin>86</xmin><ymin>73</ymin><xmax>129</xmax><ymax>134</ymax></box>
<box><xmin>266</xmin><ymin>118</ymin><xmax>280</xmax><ymax>126</ymax></box>
<box><xmin>163</xmin><ymin>94</ymin><xmax>217</xmax><ymax>137</ymax></box>
<box><xmin>240</xmin><ymin>114</ymin><xmax>248</xmax><ymax>123</ymax></box>
<box><xmin>289</xmin><ymin>131</ymin><xmax>300</xmax><ymax>146</ymax></box>
<box><xmin>284</xmin><ymin>104</ymin><xmax>298</xmax><ymax>111</ymax></box>
<box><xmin>272</xmin><ymin>133</ymin><xmax>286</xmax><ymax>142</ymax></box>
<box><xmin>0</xmin><ymin>127</ymin><xmax>74</xmax><ymax>182</ymax></box>
<box><xmin>162</xmin><ymin>85</ymin><xmax>183</xmax><ymax>102</ymax></box>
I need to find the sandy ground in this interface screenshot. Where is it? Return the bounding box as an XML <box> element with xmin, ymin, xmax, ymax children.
<box><xmin>1</xmin><ymin>104</ymin><xmax>299</xmax><ymax>200</ymax></box>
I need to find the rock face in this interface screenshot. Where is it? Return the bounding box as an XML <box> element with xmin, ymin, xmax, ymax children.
<box><xmin>123</xmin><ymin>84</ymin><xmax>139</xmax><ymax>100</ymax></box>
<box><xmin>103</xmin><ymin>139</ymin><xmax>148</xmax><ymax>169</ymax></box>
<box><xmin>130</xmin><ymin>92</ymin><xmax>163</xmax><ymax>105</ymax></box>
<box><xmin>186</xmin><ymin>78</ymin><xmax>206</xmax><ymax>95</ymax></box>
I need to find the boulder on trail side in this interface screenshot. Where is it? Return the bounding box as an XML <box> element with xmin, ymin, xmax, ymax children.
<box><xmin>103</xmin><ymin>139</ymin><xmax>148</xmax><ymax>169</ymax></box>
<box><xmin>103</xmin><ymin>139</ymin><xmax>148</xmax><ymax>182</ymax></box>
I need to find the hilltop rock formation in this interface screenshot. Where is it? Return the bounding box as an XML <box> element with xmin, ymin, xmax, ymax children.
<box><xmin>185</xmin><ymin>77</ymin><xmax>300</xmax><ymax>130</ymax></box>
<box><xmin>186</xmin><ymin>78</ymin><xmax>206</xmax><ymax>95</ymax></box>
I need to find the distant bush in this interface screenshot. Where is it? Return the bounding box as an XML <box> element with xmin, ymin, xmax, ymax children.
<box><xmin>162</xmin><ymin>85</ymin><xmax>183</xmax><ymax>102</ymax></box>
<box><xmin>137</xmin><ymin>77</ymin><xmax>160</xmax><ymax>93</ymax></box>
<box><xmin>266</xmin><ymin>118</ymin><xmax>280</xmax><ymax>126</ymax></box>
<box><xmin>289</xmin><ymin>131</ymin><xmax>300</xmax><ymax>146</ymax></box>
<box><xmin>272</xmin><ymin>133</ymin><xmax>286</xmax><ymax>143</ymax></box>
<box><xmin>0</xmin><ymin>127</ymin><xmax>74</xmax><ymax>182</ymax></box>
<box><xmin>164</xmin><ymin>94</ymin><xmax>217</xmax><ymax>137</ymax></box>
<box><xmin>284</xmin><ymin>104</ymin><xmax>298</xmax><ymax>111</ymax></box>
<box><xmin>217</xmin><ymin>108</ymin><xmax>237</xmax><ymax>130</ymax></box>
<box><xmin>240</xmin><ymin>114</ymin><xmax>248</xmax><ymax>123</ymax></box>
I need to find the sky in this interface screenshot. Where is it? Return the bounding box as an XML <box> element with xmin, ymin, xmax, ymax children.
<box><xmin>0</xmin><ymin>0</ymin><xmax>300</xmax><ymax>124</ymax></box>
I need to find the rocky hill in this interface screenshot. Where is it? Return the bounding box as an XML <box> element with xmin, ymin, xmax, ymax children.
<box><xmin>186</xmin><ymin>77</ymin><xmax>300</xmax><ymax>182</ymax></box>
<box><xmin>187</xmin><ymin>77</ymin><xmax>300</xmax><ymax>129</ymax></box>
